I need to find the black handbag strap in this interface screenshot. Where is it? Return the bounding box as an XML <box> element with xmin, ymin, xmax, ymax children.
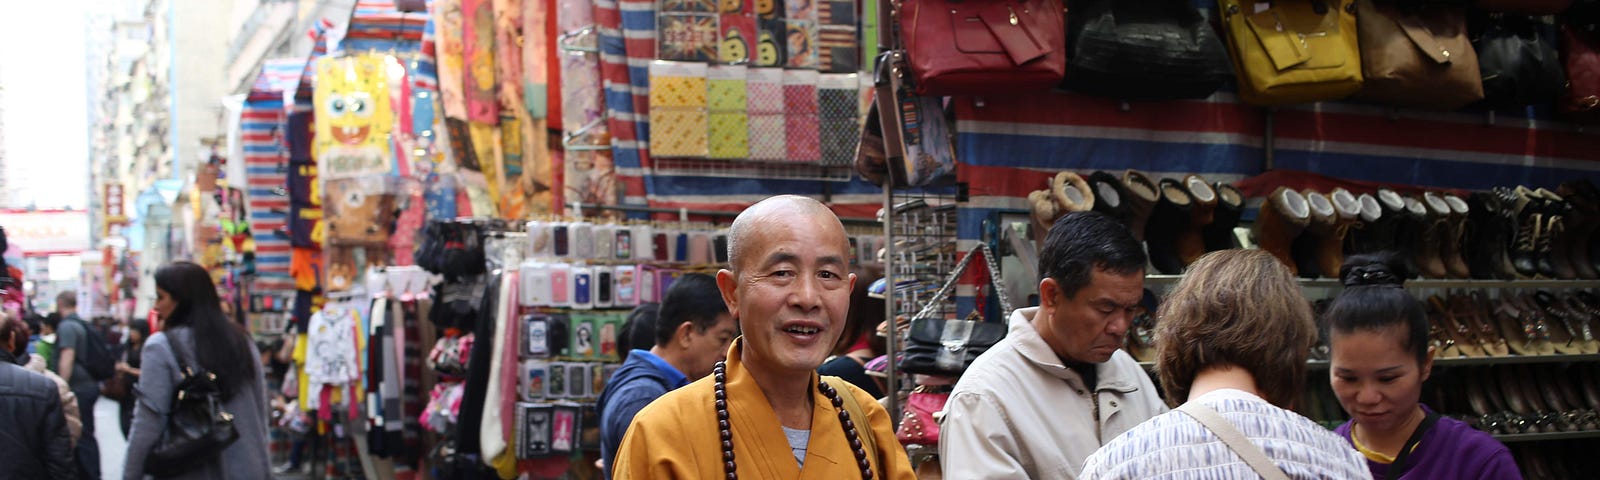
<box><xmin>909</xmin><ymin>244</ymin><xmax>1014</xmax><ymax>323</ymax></box>
<box><xmin>1385</xmin><ymin>411</ymin><xmax>1441</xmax><ymax>480</ymax></box>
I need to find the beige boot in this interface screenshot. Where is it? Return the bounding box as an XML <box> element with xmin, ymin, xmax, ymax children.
<box><xmin>1051</xmin><ymin>172</ymin><xmax>1095</xmax><ymax>214</ymax></box>
<box><xmin>1253</xmin><ymin>187</ymin><xmax>1311</xmax><ymax>275</ymax></box>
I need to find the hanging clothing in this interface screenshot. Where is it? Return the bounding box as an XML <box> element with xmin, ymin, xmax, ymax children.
<box><xmin>305</xmin><ymin>307</ymin><xmax>362</xmax><ymax>386</ymax></box>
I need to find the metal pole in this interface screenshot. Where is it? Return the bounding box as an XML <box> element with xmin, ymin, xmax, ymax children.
<box><xmin>882</xmin><ymin>183</ymin><xmax>900</xmax><ymax>427</ymax></box>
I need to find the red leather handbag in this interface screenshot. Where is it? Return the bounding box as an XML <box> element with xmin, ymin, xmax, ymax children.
<box><xmin>1562</xmin><ymin>25</ymin><xmax>1600</xmax><ymax>123</ymax></box>
<box><xmin>900</xmin><ymin>0</ymin><xmax>1067</xmax><ymax>96</ymax></box>
<box><xmin>895</xmin><ymin>387</ymin><xmax>950</xmax><ymax>446</ymax></box>
<box><xmin>1475</xmin><ymin>0</ymin><xmax>1571</xmax><ymax>14</ymax></box>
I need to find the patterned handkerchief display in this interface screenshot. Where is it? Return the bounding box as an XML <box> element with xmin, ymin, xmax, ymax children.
<box><xmin>747</xmin><ymin>68</ymin><xmax>786</xmax><ymax>160</ymax></box>
<box><xmin>433</xmin><ymin>0</ymin><xmax>469</xmax><ymax>120</ymax></box>
<box><xmin>709</xmin><ymin>112</ymin><xmax>750</xmax><ymax>158</ymax></box>
<box><xmin>783</xmin><ymin>70</ymin><xmax>819</xmax><ymax>162</ymax></box>
<box><xmin>756</xmin><ymin>0</ymin><xmax>783</xmax><ymax>20</ymax></box>
<box><xmin>747</xmin><ymin>67</ymin><xmax>784</xmax><ymax>114</ymax></box>
<box><xmin>819</xmin><ymin>73</ymin><xmax>860</xmax><ymax>166</ymax></box>
<box><xmin>785</xmin><ymin>0</ymin><xmax>816</xmax><ymax>21</ymax></box>
<box><xmin>718</xmin><ymin>0</ymin><xmax>752</xmax><ymax>14</ymax></box>
<box><xmin>756</xmin><ymin>19</ymin><xmax>786</xmax><ymax>67</ymax></box>
<box><xmin>719</xmin><ymin>14</ymin><xmax>757</xmax><ymax>64</ymax></box>
<box><xmin>658</xmin><ymin>14</ymin><xmax>719</xmax><ymax>62</ymax></box>
<box><xmin>708</xmin><ymin>66</ymin><xmax>750</xmax><ymax>158</ymax></box>
<box><xmin>785</xmin><ymin>20</ymin><xmax>819</xmax><ymax>69</ymax></box>
<box><xmin>708</xmin><ymin>65</ymin><xmax>748</xmax><ymax>110</ymax></box>
<box><xmin>650</xmin><ymin>62</ymin><xmax>711</xmax><ymax>157</ymax></box>
<box><xmin>661</xmin><ymin>0</ymin><xmax>716</xmax><ymax>12</ymax></box>
<box><xmin>817</xmin><ymin>0</ymin><xmax>855</xmax><ymax>72</ymax></box>
<box><xmin>649</xmin><ymin>61</ymin><xmax>710</xmax><ymax>108</ymax></box>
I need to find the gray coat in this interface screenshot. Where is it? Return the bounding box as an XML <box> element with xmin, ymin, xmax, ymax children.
<box><xmin>124</xmin><ymin>328</ymin><xmax>271</xmax><ymax>480</ymax></box>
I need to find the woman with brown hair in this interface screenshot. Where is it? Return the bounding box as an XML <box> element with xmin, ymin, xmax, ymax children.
<box><xmin>1080</xmin><ymin>249</ymin><xmax>1369</xmax><ymax>479</ymax></box>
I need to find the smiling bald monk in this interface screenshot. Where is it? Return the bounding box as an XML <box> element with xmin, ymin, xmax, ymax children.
<box><xmin>612</xmin><ymin>195</ymin><xmax>914</xmax><ymax>480</ymax></box>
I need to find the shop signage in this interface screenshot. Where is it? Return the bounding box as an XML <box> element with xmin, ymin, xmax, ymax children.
<box><xmin>0</xmin><ymin>210</ymin><xmax>93</xmax><ymax>255</ymax></box>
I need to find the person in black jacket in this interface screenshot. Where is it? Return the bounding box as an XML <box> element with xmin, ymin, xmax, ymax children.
<box><xmin>0</xmin><ymin>312</ymin><xmax>77</xmax><ymax>479</ymax></box>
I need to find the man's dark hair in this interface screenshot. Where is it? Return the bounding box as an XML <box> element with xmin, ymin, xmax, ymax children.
<box><xmin>654</xmin><ymin>273</ymin><xmax>728</xmax><ymax>347</ymax></box>
<box><xmin>619</xmin><ymin>303</ymin><xmax>660</xmax><ymax>354</ymax></box>
<box><xmin>1039</xmin><ymin>211</ymin><xmax>1147</xmax><ymax>299</ymax></box>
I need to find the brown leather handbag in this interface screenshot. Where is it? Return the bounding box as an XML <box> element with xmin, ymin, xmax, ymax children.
<box><xmin>1475</xmin><ymin>0</ymin><xmax>1571</xmax><ymax>14</ymax></box>
<box><xmin>901</xmin><ymin>0</ymin><xmax>1067</xmax><ymax>96</ymax></box>
<box><xmin>1354</xmin><ymin>0</ymin><xmax>1482</xmax><ymax>110</ymax></box>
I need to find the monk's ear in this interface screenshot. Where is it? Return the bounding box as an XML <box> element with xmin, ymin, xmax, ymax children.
<box><xmin>716</xmin><ymin>269</ymin><xmax>739</xmax><ymax>319</ymax></box>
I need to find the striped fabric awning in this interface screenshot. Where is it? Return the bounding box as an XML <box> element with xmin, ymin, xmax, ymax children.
<box><xmin>240</xmin><ymin>100</ymin><xmax>293</xmax><ymax>293</ymax></box>
<box><xmin>342</xmin><ymin>0</ymin><xmax>431</xmax><ymax>52</ymax></box>
<box><xmin>248</xmin><ymin>58</ymin><xmax>306</xmax><ymax>103</ymax></box>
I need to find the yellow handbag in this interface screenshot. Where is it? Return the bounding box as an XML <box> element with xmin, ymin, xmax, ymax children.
<box><xmin>1219</xmin><ymin>0</ymin><xmax>1364</xmax><ymax>106</ymax></box>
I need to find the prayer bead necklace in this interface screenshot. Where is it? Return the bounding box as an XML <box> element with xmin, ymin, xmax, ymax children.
<box><xmin>712</xmin><ymin>362</ymin><xmax>874</xmax><ymax>480</ymax></box>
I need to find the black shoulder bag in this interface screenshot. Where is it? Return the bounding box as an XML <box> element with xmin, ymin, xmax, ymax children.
<box><xmin>145</xmin><ymin>339</ymin><xmax>241</xmax><ymax>477</ymax></box>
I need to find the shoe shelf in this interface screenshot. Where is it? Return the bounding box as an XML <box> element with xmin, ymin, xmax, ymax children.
<box><xmin>1492</xmin><ymin>431</ymin><xmax>1600</xmax><ymax>443</ymax></box>
<box><xmin>1144</xmin><ymin>274</ymin><xmax>1599</xmax><ymax>290</ymax></box>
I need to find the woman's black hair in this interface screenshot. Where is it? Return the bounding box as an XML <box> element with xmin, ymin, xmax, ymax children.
<box><xmin>1324</xmin><ymin>252</ymin><xmax>1430</xmax><ymax>365</ymax></box>
<box><xmin>155</xmin><ymin>261</ymin><xmax>258</xmax><ymax>397</ymax></box>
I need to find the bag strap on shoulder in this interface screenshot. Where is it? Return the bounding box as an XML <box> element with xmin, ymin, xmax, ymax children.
<box><xmin>823</xmin><ymin>376</ymin><xmax>879</xmax><ymax>473</ymax></box>
<box><xmin>1176</xmin><ymin>402</ymin><xmax>1290</xmax><ymax>480</ymax></box>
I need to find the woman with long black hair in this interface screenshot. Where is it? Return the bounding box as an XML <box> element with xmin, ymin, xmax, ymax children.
<box><xmin>123</xmin><ymin>262</ymin><xmax>270</xmax><ymax>479</ymax></box>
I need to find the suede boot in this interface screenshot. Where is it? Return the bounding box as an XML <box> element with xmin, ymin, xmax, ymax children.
<box><xmin>1395</xmin><ymin>196</ymin><xmax>1430</xmax><ymax>279</ymax></box>
<box><xmin>1510</xmin><ymin>185</ymin><xmax>1543</xmax><ymax>279</ymax></box>
<box><xmin>1557</xmin><ymin>179</ymin><xmax>1599</xmax><ymax>280</ymax></box>
<box><xmin>1441</xmin><ymin>193</ymin><xmax>1473</xmax><ymax>279</ymax></box>
<box><xmin>1121</xmin><ymin>170</ymin><xmax>1160</xmax><ymax>243</ymax></box>
<box><xmin>1203</xmin><ymin>182</ymin><xmax>1245</xmax><ymax>252</ymax></box>
<box><xmin>1319</xmin><ymin>188</ymin><xmax>1363</xmax><ymax>278</ymax></box>
<box><xmin>1537</xmin><ymin>188</ymin><xmax>1577</xmax><ymax>280</ymax></box>
<box><xmin>1145</xmin><ymin>178</ymin><xmax>1194</xmax><ymax>275</ymax></box>
<box><xmin>1465</xmin><ymin>192</ymin><xmax>1514</xmax><ymax>280</ymax></box>
<box><xmin>1347</xmin><ymin>189</ymin><xmax>1407</xmax><ymax>255</ymax></box>
<box><xmin>1292</xmin><ymin>191</ymin><xmax>1337</xmax><ymax>278</ymax></box>
<box><xmin>1028</xmin><ymin>189</ymin><xmax>1058</xmax><ymax>252</ymax></box>
<box><xmin>1253</xmin><ymin>187</ymin><xmax>1311</xmax><ymax>275</ymax></box>
<box><xmin>1412</xmin><ymin>193</ymin><xmax>1452</xmax><ymax>279</ymax></box>
<box><xmin>1051</xmin><ymin>171</ymin><xmax>1095</xmax><ymax>214</ymax></box>
<box><xmin>1177</xmin><ymin>174</ymin><xmax>1218</xmax><ymax>267</ymax></box>
<box><xmin>1087</xmin><ymin>171</ymin><xmax>1133</xmax><ymax>229</ymax></box>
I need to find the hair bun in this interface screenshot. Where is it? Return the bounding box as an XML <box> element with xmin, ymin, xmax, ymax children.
<box><xmin>1339</xmin><ymin>253</ymin><xmax>1407</xmax><ymax>288</ymax></box>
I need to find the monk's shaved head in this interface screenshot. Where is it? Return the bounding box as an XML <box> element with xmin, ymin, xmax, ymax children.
<box><xmin>726</xmin><ymin>195</ymin><xmax>842</xmax><ymax>275</ymax></box>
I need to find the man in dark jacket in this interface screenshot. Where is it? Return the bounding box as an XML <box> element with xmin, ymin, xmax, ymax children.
<box><xmin>597</xmin><ymin>274</ymin><xmax>737</xmax><ymax>479</ymax></box>
<box><xmin>1</xmin><ymin>316</ymin><xmax>77</xmax><ymax>479</ymax></box>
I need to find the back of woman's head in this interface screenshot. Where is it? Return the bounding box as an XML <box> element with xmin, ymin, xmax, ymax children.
<box><xmin>154</xmin><ymin>262</ymin><xmax>258</xmax><ymax>397</ymax></box>
<box><xmin>1154</xmin><ymin>249</ymin><xmax>1316</xmax><ymax>408</ymax></box>
<box><xmin>1</xmin><ymin>314</ymin><xmax>26</xmax><ymax>355</ymax></box>
<box><xmin>1325</xmin><ymin>252</ymin><xmax>1428</xmax><ymax>365</ymax></box>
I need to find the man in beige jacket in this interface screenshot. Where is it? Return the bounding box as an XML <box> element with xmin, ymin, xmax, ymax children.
<box><xmin>940</xmin><ymin>212</ymin><xmax>1167</xmax><ymax>479</ymax></box>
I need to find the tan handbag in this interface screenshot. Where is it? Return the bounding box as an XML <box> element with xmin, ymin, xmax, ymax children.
<box><xmin>1353</xmin><ymin>0</ymin><xmax>1482</xmax><ymax>110</ymax></box>
<box><xmin>1219</xmin><ymin>0</ymin><xmax>1364</xmax><ymax>106</ymax></box>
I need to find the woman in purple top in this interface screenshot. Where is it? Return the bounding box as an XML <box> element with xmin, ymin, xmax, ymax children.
<box><xmin>1325</xmin><ymin>254</ymin><xmax>1521</xmax><ymax>480</ymax></box>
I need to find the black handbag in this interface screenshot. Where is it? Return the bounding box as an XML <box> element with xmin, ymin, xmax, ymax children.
<box><xmin>898</xmin><ymin>244</ymin><xmax>1015</xmax><ymax>376</ymax></box>
<box><xmin>1473</xmin><ymin>14</ymin><xmax>1567</xmax><ymax>108</ymax></box>
<box><xmin>1059</xmin><ymin>0</ymin><xmax>1232</xmax><ymax>100</ymax></box>
<box><xmin>145</xmin><ymin>340</ymin><xmax>240</xmax><ymax>477</ymax></box>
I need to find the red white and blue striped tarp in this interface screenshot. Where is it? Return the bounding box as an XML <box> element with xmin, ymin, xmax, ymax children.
<box><xmin>342</xmin><ymin>0</ymin><xmax>432</xmax><ymax>52</ymax></box>
<box><xmin>241</xmin><ymin>99</ymin><xmax>293</xmax><ymax>293</ymax></box>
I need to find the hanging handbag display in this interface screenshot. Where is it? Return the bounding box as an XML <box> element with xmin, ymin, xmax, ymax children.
<box><xmin>898</xmin><ymin>244</ymin><xmax>1015</xmax><ymax>377</ymax></box>
<box><xmin>1218</xmin><ymin>0</ymin><xmax>1365</xmax><ymax>106</ymax></box>
<box><xmin>900</xmin><ymin>0</ymin><xmax>1067</xmax><ymax>96</ymax></box>
<box><xmin>894</xmin><ymin>385</ymin><xmax>950</xmax><ymax>445</ymax></box>
<box><xmin>1060</xmin><ymin>0</ymin><xmax>1232</xmax><ymax>100</ymax></box>
<box><xmin>1563</xmin><ymin>6</ymin><xmax>1600</xmax><ymax>122</ymax></box>
<box><xmin>1353</xmin><ymin>0</ymin><xmax>1482</xmax><ymax>110</ymax></box>
<box><xmin>1473</xmin><ymin>15</ymin><xmax>1567</xmax><ymax>108</ymax></box>
<box><xmin>145</xmin><ymin>340</ymin><xmax>241</xmax><ymax>477</ymax></box>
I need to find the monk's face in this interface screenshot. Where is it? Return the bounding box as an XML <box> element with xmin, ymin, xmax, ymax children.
<box><xmin>718</xmin><ymin>209</ymin><xmax>856</xmax><ymax>377</ymax></box>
